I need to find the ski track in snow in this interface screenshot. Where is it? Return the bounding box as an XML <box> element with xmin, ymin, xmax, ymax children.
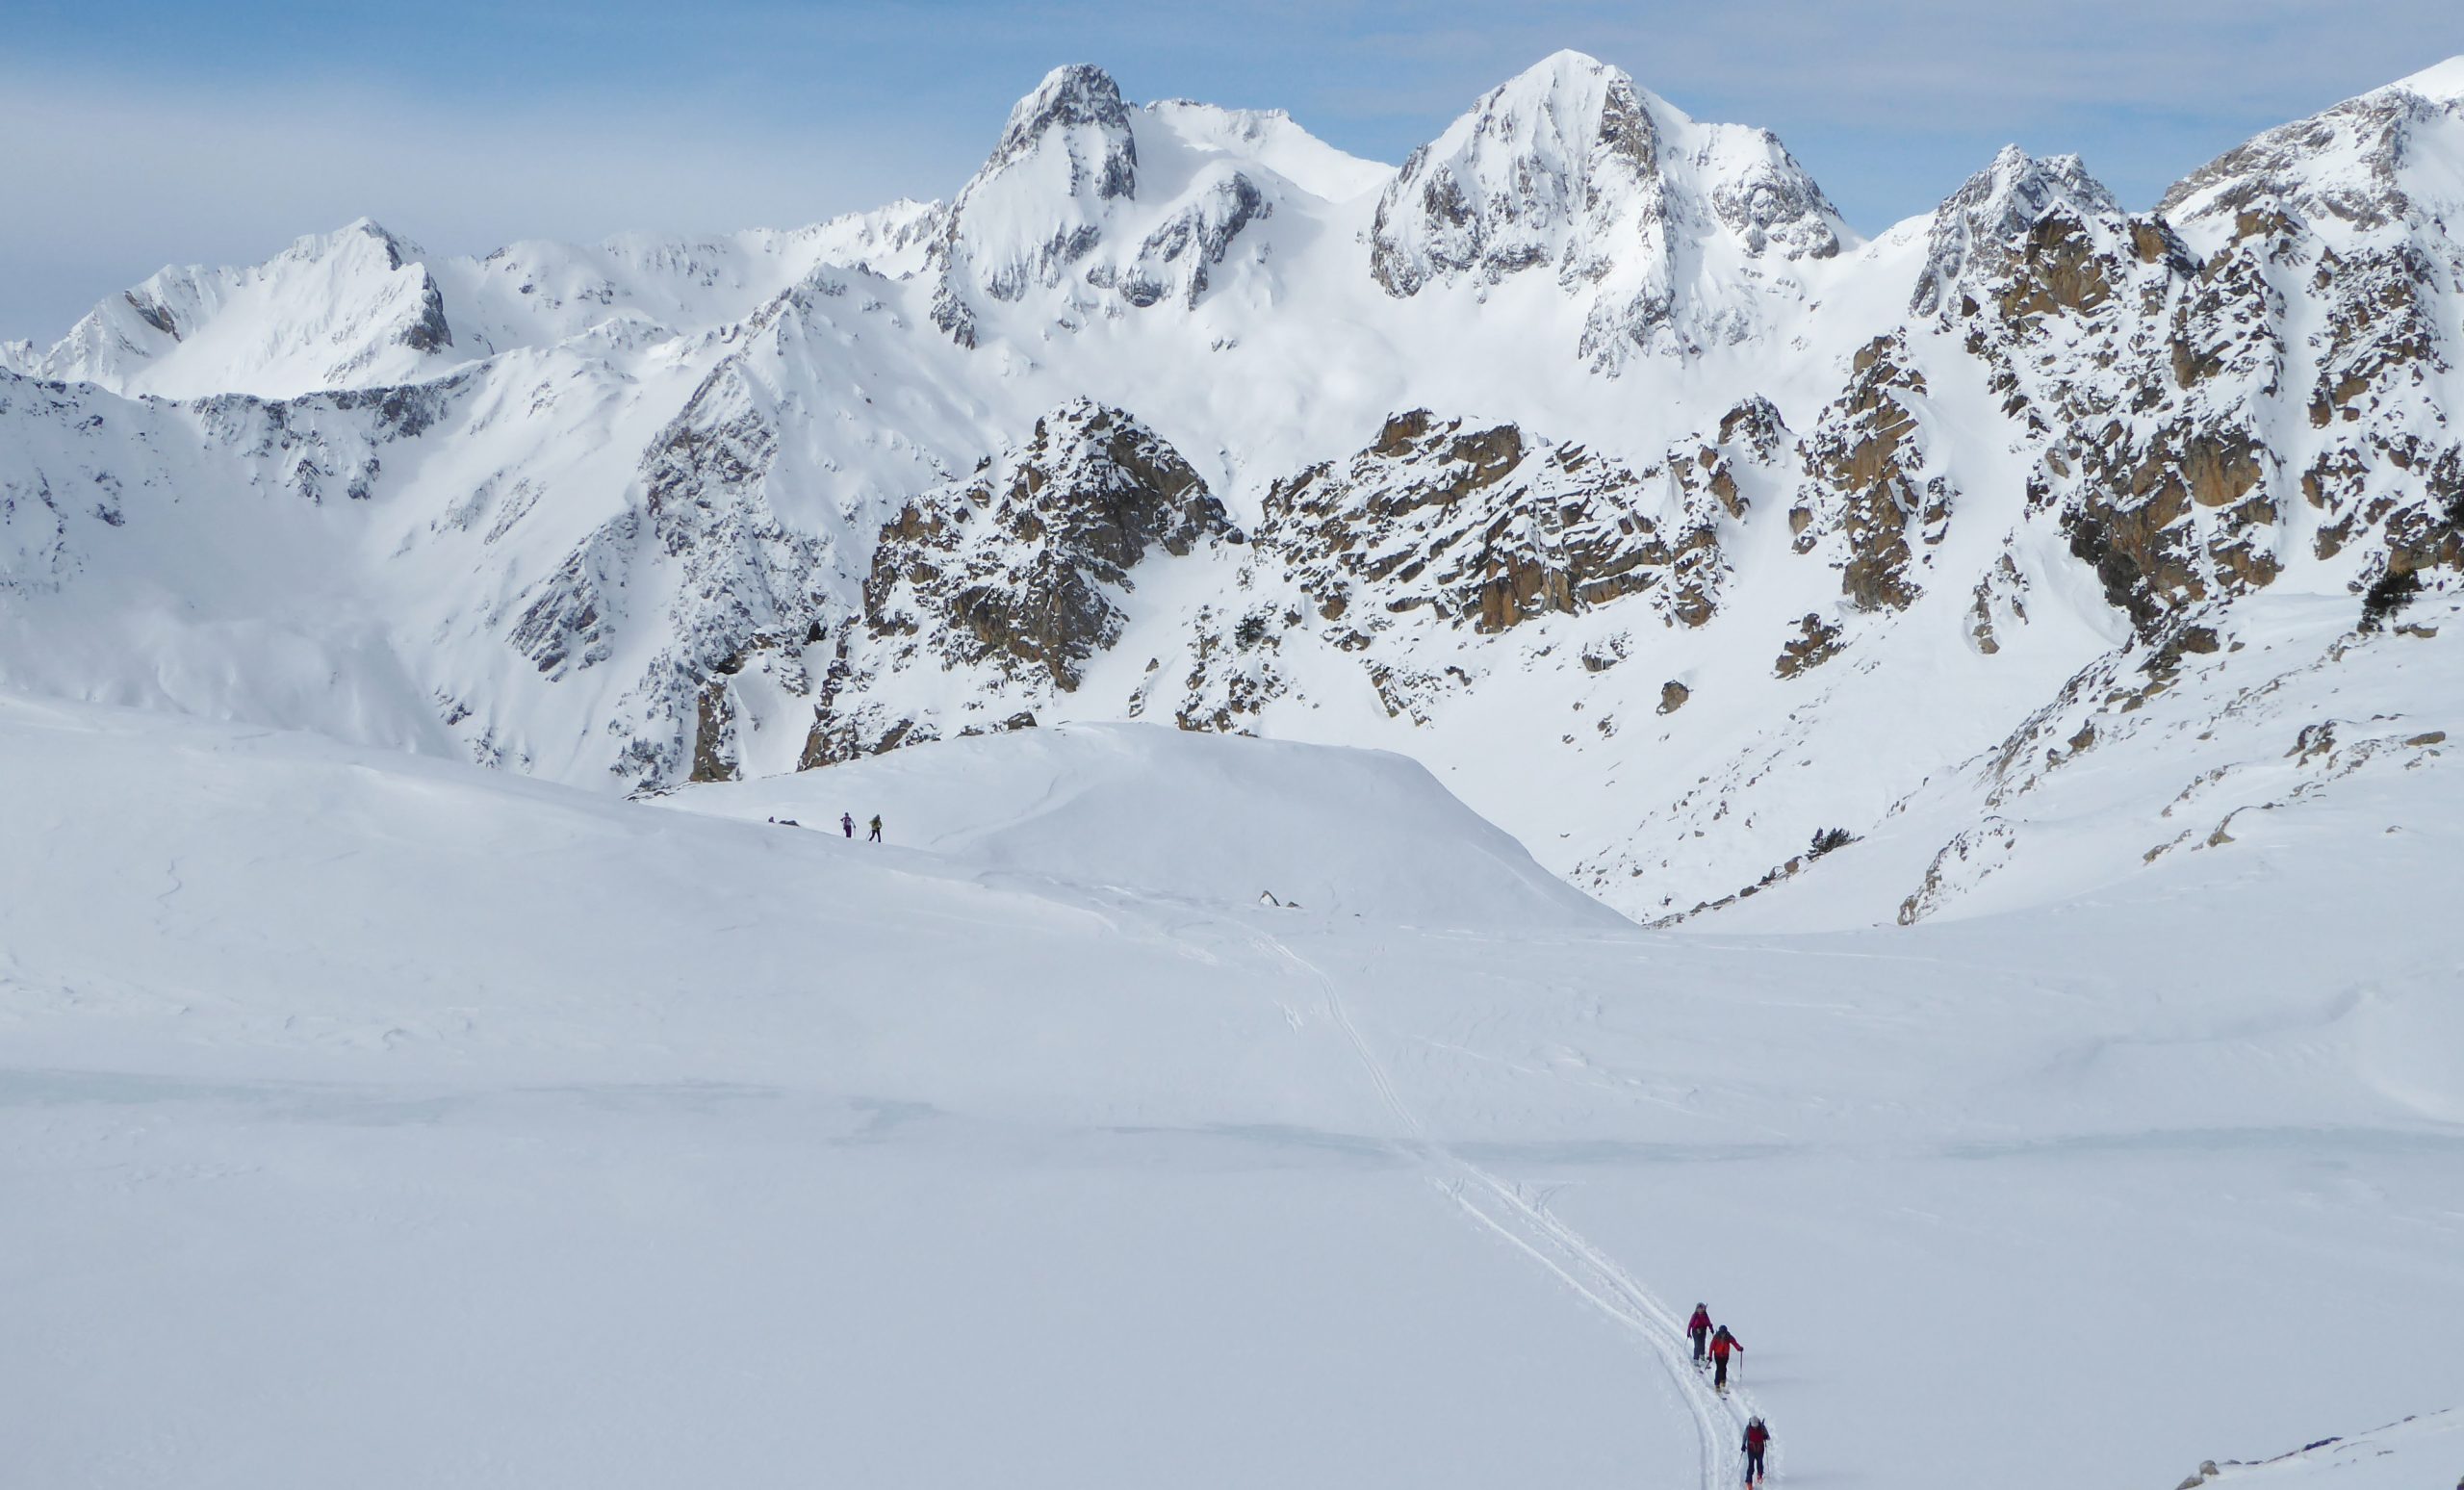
<box><xmin>1245</xmin><ymin>924</ymin><xmax>1756</xmax><ymax>1490</ymax></box>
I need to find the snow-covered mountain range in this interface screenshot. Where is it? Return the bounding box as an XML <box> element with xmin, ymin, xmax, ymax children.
<box><xmin>8</xmin><ymin>49</ymin><xmax>2464</xmax><ymax>925</ymax></box>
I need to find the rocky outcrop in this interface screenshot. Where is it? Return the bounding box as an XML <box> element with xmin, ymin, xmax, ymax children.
<box><xmin>802</xmin><ymin>400</ymin><xmax>1231</xmax><ymax>763</ymax></box>
<box><xmin>2158</xmin><ymin>66</ymin><xmax>2464</xmax><ymax>251</ymax></box>
<box><xmin>1165</xmin><ymin>401</ymin><xmax>1788</xmax><ymax>733</ymax></box>
<box><xmin>1792</xmin><ymin>334</ymin><xmax>1949</xmax><ymax>612</ymax></box>
<box><xmin>864</xmin><ymin>398</ymin><xmax>1227</xmax><ymax>686</ymax></box>
<box><xmin>1254</xmin><ymin>405</ymin><xmax>1769</xmax><ymax>639</ymax></box>
<box><xmin>1103</xmin><ymin>171</ymin><xmax>1269</xmax><ymax>309</ymax></box>
<box><xmin>1914</xmin><ymin>148</ymin><xmax>2121</xmax><ymax>318</ymax></box>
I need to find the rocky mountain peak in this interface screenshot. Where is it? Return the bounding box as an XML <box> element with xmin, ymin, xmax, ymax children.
<box><xmin>1912</xmin><ymin>146</ymin><xmax>2123</xmax><ymax>316</ymax></box>
<box><xmin>29</xmin><ymin>216</ymin><xmax>460</xmax><ymax>397</ymax></box>
<box><xmin>1368</xmin><ymin>50</ymin><xmax>1848</xmax><ymax>366</ymax></box>
<box><xmin>927</xmin><ymin>65</ymin><xmax>1147</xmax><ymax>343</ymax></box>
<box><xmin>984</xmin><ymin>64</ymin><xmax>1138</xmax><ymax>197</ymax></box>
<box><xmin>334</xmin><ymin>216</ymin><xmax>428</xmax><ymax>270</ymax></box>
<box><xmin>2158</xmin><ymin>64</ymin><xmax>2464</xmax><ymax>252</ymax></box>
<box><xmin>1368</xmin><ymin>51</ymin><xmax>1663</xmax><ymax>300</ymax></box>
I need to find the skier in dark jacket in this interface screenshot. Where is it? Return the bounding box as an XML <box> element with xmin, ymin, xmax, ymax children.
<box><xmin>1687</xmin><ymin>1303</ymin><xmax>1713</xmax><ymax>1365</ymax></box>
<box><xmin>867</xmin><ymin>813</ymin><xmax>883</xmax><ymax>843</ymax></box>
<box><xmin>840</xmin><ymin>812</ymin><xmax>854</xmax><ymax>839</ymax></box>
<box><xmin>1708</xmin><ymin>1324</ymin><xmax>1743</xmax><ymax>1391</ymax></box>
<box><xmin>1741</xmin><ymin>1417</ymin><xmax>1770</xmax><ymax>1485</ymax></box>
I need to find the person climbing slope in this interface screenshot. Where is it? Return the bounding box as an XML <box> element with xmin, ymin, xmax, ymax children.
<box><xmin>1688</xmin><ymin>1303</ymin><xmax>1713</xmax><ymax>1366</ymax></box>
<box><xmin>840</xmin><ymin>812</ymin><xmax>854</xmax><ymax>839</ymax></box>
<box><xmin>1741</xmin><ymin>1416</ymin><xmax>1770</xmax><ymax>1485</ymax></box>
<box><xmin>1708</xmin><ymin>1323</ymin><xmax>1743</xmax><ymax>1392</ymax></box>
<box><xmin>868</xmin><ymin>813</ymin><xmax>883</xmax><ymax>843</ymax></box>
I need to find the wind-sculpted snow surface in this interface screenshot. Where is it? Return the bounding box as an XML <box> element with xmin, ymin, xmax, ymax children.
<box><xmin>6</xmin><ymin>50</ymin><xmax>2464</xmax><ymax>930</ymax></box>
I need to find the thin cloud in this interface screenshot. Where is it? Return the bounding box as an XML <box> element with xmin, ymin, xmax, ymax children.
<box><xmin>0</xmin><ymin>66</ymin><xmax>976</xmax><ymax>341</ymax></box>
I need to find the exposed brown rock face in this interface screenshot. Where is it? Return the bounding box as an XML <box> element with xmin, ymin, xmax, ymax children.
<box><xmin>690</xmin><ymin>679</ymin><xmax>737</xmax><ymax>783</ymax></box>
<box><xmin>1994</xmin><ymin>212</ymin><xmax>2116</xmax><ymax>323</ymax></box>
<box><xmin>1773</xmin><ymin>613</ymin><xmax>1845</xmax><ymax>679</ymax></box>
<box><xmin>863</xmin><ymin>399</ymin><xmax>1227</xmax><ymax>690</ymax></box>
<box><xmin>1794</xmin><ymin>334</ymin><xmax>1949</xmax><ymax>612</ymax></box>
<box><xmin>1256</xmin><ymin>409</ymin><xmax>1727</xmax><ymax>637</ymax></box>
<box><xmin>1160</xmin><ymin>400</ymin><xmax>1793</xmax><ymax>737</ymax></box>
<box><xmin>1917</xmin><ymin>153</ymin><xmax>2320</xmax><ymax>649</ymax></box>
<box><xmin>801</xmin><ymin>399</ymin><xmax>1231</xmax><ymax>764</ymax></box>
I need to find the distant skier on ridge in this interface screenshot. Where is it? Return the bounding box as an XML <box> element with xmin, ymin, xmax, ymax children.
<box><xmin>841</xmin><ymin>812</ymin><xmax>854</xmax><ymax>839</ymax></box>
<box><xmin>1741</xmin><ymin>1416</ymin><xmax>1770</xmax><ymax>1485</ymax></box>
<box><xmin>1688</xmin><ymin>1302</ymin><xmax>1713</xmax><ymax>1366</ymax></box>
<box><xmin>1708</xmin><ymin>1323</ymin><xmax>1743</xmax><ymax>1392</ymax></box>
<box><xmin>868</xmin><ymin>813</ymin><xmax>883</xmax><ymax>843</ymax></box>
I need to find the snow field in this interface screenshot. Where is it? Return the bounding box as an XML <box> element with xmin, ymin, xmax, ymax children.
<box><xmin>3</xmin><ymin>696</ymin><xmax>2460</xmax><ymax>1486</ymax></box>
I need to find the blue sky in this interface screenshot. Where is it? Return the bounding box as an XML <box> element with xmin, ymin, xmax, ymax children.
<box><xmin>4</xmin><ymin>0</ymin><xmax>2461</xmax><ymax>342</ymax></box>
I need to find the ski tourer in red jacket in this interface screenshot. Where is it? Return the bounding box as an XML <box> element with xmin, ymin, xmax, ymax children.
<box><xmin>1742</xmin><ymin>1418</ymin><xmax>1771</xmax><ymax>1484</ymax></box>
<box><xmin>1708</xmin><ymin>1324</ymin><xmax>1743</xmax><ymax>1389</ymax></box>
<box><xmin>1687</xmin><ymin>1304</ymin><xmax>1713</xmax><ymax>1362</ymax></box>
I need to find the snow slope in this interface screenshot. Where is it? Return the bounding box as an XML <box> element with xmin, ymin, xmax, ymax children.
<box><xmin>7</xmin><ymin>44</ymin><xmax>2464</xmax><ymax>1490</ymax></box>
<box><xmin>671</xmin><ymin>720</ymin><xmax>1624</xmax><ymax>928</ymax></box>
<box><xmin>2188</xmin><ymin>1411</ymin><xmax>2464</xmax><ymax>1490</ymax></box>
<box><xmin>3</xmin><ymin>694</ymin><xmax>2459</xmax><ymax>1487</ymax></box>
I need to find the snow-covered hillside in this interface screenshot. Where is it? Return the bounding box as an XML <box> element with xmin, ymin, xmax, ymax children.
<box><xmin>672</xmin><ymin>720</ymin><xmax>1624</xmax><ymax>928</ymax></box>
<box><xmin>3</xmin><ymin>695</ymin><xmax>2458</xmax><ymax>1486</ymax></box>
<box><xmin>10</xmin><ymin>49</ymin><xmax>2464</xmax><ymax>932</ymax></box>
<box><xmin>8</xmin><ymin>45</ymin><xmax>2464</xmax><ymax>1488</ymax></box>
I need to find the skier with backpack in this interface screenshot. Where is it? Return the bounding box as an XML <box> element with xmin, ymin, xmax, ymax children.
<box><xmin>1708</xmin><ymin>1323</ymin><xmax>1743</xmax><ymax>1392</ymax></box>
<box><xmin>1688</xmin><ymin>1303</ymin><xmax>1713</xmax><ymax>1366</ymax></box>
<box><xmin>1741</xmin><ymin>1417</ymin><xmax>1770</xmax><ymax>1485</ymax></box>
<box><xmin>868</xmin><ymin>813</ymin><xmax>883</xmax><ymax>843</ymax></box>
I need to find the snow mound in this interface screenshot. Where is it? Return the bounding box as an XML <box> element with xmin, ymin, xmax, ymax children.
<box><xmin>670</xmin><ymin>722</ymin><xmax>1625</xmax><ymax>929</ymax></box>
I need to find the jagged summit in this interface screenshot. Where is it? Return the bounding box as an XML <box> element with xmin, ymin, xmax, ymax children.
<box><xmin>331</xmin><ymin>216</ymin><xmax>427</xmax><ymax>262</ymax></box>
<box><xmin>1368</xmin><ymin>48</ymin><xmax>1852</xmax><ymax>367</ymax></box>
<box><xmin>1912</xmin><ymin>146</ymin><xmax>2121</xmax><ymax>316</ymax></box>
<box><xmin>923</xmin><ymin>63</ymin><xmax>1356</xmax><ymax>341</ymax></box>
<box><xmin>982</xmin><ymin>64</ymin><xmax>1138</xmax><ymax>197</ymax></box>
